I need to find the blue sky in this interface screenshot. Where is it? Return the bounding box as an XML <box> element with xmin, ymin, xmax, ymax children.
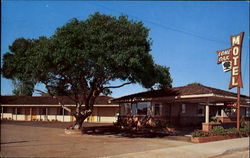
<box><xmin>1</xmin><ymin>1</ymin><xmax>249</xmax><ymax>97</ymax></box>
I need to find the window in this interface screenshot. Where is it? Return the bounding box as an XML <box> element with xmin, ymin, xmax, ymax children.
<box><xmin>197</xmin><ymin>105</ymin><xmax>204</xmax><ymax>116</ymax></box>
<box><xmin>181</xmin><ymin>104</ymin><xmax>186</xmax><ymax>114</ymax></box>
<box><xmin>3</xmin><ymin>107</ymin><xmax>7</xmax><ymax>113</ymax></box>
<box><xmin>40</xmin><ymin>108</ymin><xmax>46</xmax><ymax>115</ymax></box>
<box><xmin>120</xmin><ymin>104</ymin><xmax>125</xmax><ymax>115</ymax></box>
<box><xmin>121</xmin><ymin>102</ymin><xmax>151</xmax><ymax>116</ymax></box>
<box><xmin>64</xmin><ymin>109</ymin><xmax>70</xmax><ymax>115</ymax></box>
<box><xmin>124</xmin><ymin>103</ymin><xmax>131</xmax><ymax>115</ymax></box>
<box><xmin>154</xmin><ymin>104</ymin><xmax>161</xmax><ymax>116</ymax></box>
<box><xmin>16</xmin><ymin>108</ymin><xmax>22</xmax><ymax>114</ymax></box>
<box><xmin>246</xmin><ymin>107</ymin><xmax>250</xmax><ymax>117</ymax></box>
<box><xmin>131</xmin><ymin>103</ymin><xmax>137</xmax><ymax>115</ymax></box>
<box><xmin>58</xmin><ymin>108</ymin><xmax>63</xmax><ymax>115</ymax></box>
<box><xmin>216</xmin><ymin>107</ymin><xmax>222</xmax><ymax>116</ymax></box>
<box><xmin>137</xmin><ymin>102</ymin><xmax>150</xmax><ymax>115</ymax></box>
<box><xmin>1</xmin><ymin>107</ymin><xmax>7</xmax><ymax>113</ymax></box>
<box><xmin>120</xmin><ymin>103</ymin><xmax>131</xmax><ymax>116</ymax></box>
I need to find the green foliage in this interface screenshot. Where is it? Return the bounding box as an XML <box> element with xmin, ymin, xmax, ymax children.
<box><xmin>12</xmin><ymin>79</ymin><xmax>34</xmax><ymax>96</ymax></box>
<box><xmin>240</xmin><ymin>117</ymin><xmax>248</xmax><ymax>128</ymax></box>
<box><xmin>154</xmin><ymin>120</ymin><xmax>170</xmax><ymax>129</ymax></box>
<box><xmin>226</xmin><ymin>128</ymin><xmax>239</xmax><ymax>136</ymax></box>
<box><xmin>2</xmin><ymin>12</ymin><xmax>172</xmax><ymax>101</ymax></box>
<box><xmin>187</xmin><ymin>82</ymin><xmax>201</xmax><ymax>86</ymax></box>
<box><xmin>115</xmin><ymin>116</ymin><xmax>171</xmax><ymax>132</ymax></box>
<box><xmin>2</xmin><ymin>12</ymin><xmax>172</xmax><ymax>127</ymax></box>
<box><xmin>239</xmin><ymin>126</ymin><xmax>250</xmax><ymax>135</ymax></box>
<box><xmin>192</xmin><ymin>126</ymin><xmax>250</xmax><ymax>137</ymax></box>
<box><xmin>211</xmin><ymin>126</ymin><xmax>227</xmax><ymax>136</ymax></box>
<box><xmin>192</xmin><ymin>130</ymin><xmax>210</xmax><ymax>137</ymax></box>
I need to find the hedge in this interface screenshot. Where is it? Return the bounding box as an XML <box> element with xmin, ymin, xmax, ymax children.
<box><xmin>192</xmin><ymin>126</ymin><xmax>250</xmax><ymax>137</ymax></box>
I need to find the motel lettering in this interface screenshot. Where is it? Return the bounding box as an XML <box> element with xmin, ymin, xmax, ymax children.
<box><xmin>229</xmin><ymin>33</ymin><xmax>244</xmax><ymax>89</ymax></box>
<box><xmin>215</xmin><ymin>32</ymin><xmax>245</xmax><ymax>130</ymax></box>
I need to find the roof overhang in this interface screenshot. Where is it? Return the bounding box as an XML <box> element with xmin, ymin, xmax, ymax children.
<box><xmin>175</xmin><ymin>93</ymin><xmax>249</xmax><ymax>104</ymax></box>
<box><xmin>1</xmin><ymin>104</ymin><xmax>119</xmax><ymax>107</ymax></box>
<box><xmin>113</xmin><ymin>93</ymin><xmax>249</xmax><ymax>106</ymax></box>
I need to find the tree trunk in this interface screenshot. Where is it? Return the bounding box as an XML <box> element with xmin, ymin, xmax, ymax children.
<box><xmin>72</xmin><ymin>109</ymin><xmax>92</xmax><ymax>130</ymax></box>
<box><xmin>71</xmin><ymin>89</ymin><xmax>99</xmax><ymax>130</ymax></box>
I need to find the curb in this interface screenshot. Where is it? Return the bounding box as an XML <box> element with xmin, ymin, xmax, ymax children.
<box><xmin>210</xmin><ymin>146</ymin><xmax>249</xmax><ymax>158</ymax></box>
<box><xmin>223</xmin><ymin>146</ymin><xmax>249</xmax><ymax>155</ymax></box>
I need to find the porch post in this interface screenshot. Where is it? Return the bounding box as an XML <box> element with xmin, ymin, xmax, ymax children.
<box><xmin>1</xmin><ymin>106</ymin><xmax>3</xmax><ymax>119</ymax></box>
<box><xmin>46</xmin><ymin>108</ymin><xmax>48</xmax><ymax>121</ymax></box>
<box><xmin>205</xmin><ymin>104</ymin><xmax>209</xmax><ymax>123</ymax></box>
<box><xmin>221</xmin><ymin>109</ymin><xmax>224</xmax><ymax>117</ymax></box>
<box><xmin>63</xmin><ymin>108</ymin><xmax>65</xmax><ymax>122</ymax></box>
<box><xmin>97</xmin><ymin>107</ymin><xmax>100</xmax><ymax>122</ymax></box>
<box><xmin>30</xmin><ymin>107</ymin><xmax>32</xmax><ymax>121</ymax></box>
<box><xmin>55</xmin><ymin>108</ymin><xmax>57</xmax><ymax>121</ymax></box>
<box><xmin>40</xmin><ymin>108</ymin><xmax>41</xmax><ymax>121</ymax></box>
<box><xmin>15</xmin><ymin>107</ymin><xmax>18</xmax><ymax>120</ymax></box>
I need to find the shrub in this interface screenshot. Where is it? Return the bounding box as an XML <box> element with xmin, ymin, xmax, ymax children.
<box><xmin>211</xmin><ymin>126</ymin><xmax>227</xmax><ymax>136</ymax></box>
<box><xmin>239</xmin><ymin>126</ymin><xmax>250</xmax><ymax>135</ymax></box>
<box><xmin>240</xmin><ymin>117</ymin><xmax>249</xmax><ymax>128</ymax></box>
<box><xmin>154</xmin><ymin>120</ymin><xmax>170</xmax><ymax>129</ymax></box>
<box><xmin>226</xmin><ymin>128</ymin><xmax>239</xmax><ymax>136</ymax></box>
<box><xmin>192</xmin><ymin>126</ymin><xmax>249</xmax><ymax>138</ymax></box>
<box><xmin>192</xmin><ymin>130</ymin><xmax>210</xmax><ymax>137</ymax></box>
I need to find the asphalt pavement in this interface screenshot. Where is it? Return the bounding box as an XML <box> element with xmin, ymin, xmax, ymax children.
<box><xmin>111</xmin><ymin>137</ymin><xmax>249</xmax><ymax>158</ymax></box>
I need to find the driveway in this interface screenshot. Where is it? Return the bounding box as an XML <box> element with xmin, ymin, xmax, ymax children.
<box><xmin>1</xmin><ymin>121</ymin><xmax>192</xmax><ymax>157</ymax></box>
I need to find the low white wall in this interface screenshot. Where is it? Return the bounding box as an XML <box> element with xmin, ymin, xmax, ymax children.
<box><xmin>35</xmin><ymin>115</ymin><xmax>72</xmax><ymax>122</ymax></box>
<box><xmin>1</xmin><ymin>113</ymin><xmax>117</xmax><ymax>123</ymax></box>
<box><xmin>47</xmin><ymin>115</ymin><xmax>56</xmax><ymax>121</ymax></box>
<box><xmin>55</xmin><ymin>115</ymin><xmax>72</xmax><ymax>122</ymax></box>
<box><xmin>99</xmin><ymin>116</ymin><xmax>117</xmax><ymax>123</ymax></box>
<box><xmin>86</xmin><ymin>116</ymin><xmax>117</xmax><ymax>123</ymax></box>
<box><xmin>38</xmin><ymin>115</ymin><xmax>48</xmax><ymax>121</ymax></box>
<box><xmin>2</xmin><ymin>113</ymin><xmax>13</xmax><ymax>119</ymax></box>
<box><xmin>56</xmin><ymin>115</ymin><xmax>64</xmax><ymax>122</ymax></box>
<box><xmin>64</xmin><ymin>116</ymin><xmax>71</xmax><ymax>122</ymax></box>
<box><xmin>12</xmin><ymin>115</ymin><xmax>25</xmax><ymax>120</ymax></box>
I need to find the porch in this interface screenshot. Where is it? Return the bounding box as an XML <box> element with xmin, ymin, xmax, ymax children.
<box><xmin>112</xmin><ymin>83</ymin><xmax>250</xmax><ymax>131</ymax></box>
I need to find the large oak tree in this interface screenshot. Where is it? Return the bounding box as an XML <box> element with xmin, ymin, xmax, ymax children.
<box><xmin>2</xmin><ymin>12</ymin><xmax>172</xmax><ymax>129</ymax></box>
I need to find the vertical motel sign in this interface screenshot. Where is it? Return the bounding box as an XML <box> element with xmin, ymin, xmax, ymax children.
<box><xmin>215</xmin><ymin>32</ymin><xmax>244</xmax><ymax>130</ymax></box>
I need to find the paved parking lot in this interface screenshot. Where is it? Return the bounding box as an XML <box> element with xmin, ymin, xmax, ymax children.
<box><xmin>1</xmin><ymin>121</ymin><xmax>192</xmax><ymax>157</ymax></box>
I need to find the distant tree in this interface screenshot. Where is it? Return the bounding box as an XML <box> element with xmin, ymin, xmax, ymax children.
<box><xmin>12</xmin><ymin>79</ymin><xmax>34</xmax><ymax>96</ymax></box>
<box><xmin>187</xmin><ymin>82</ymin><xmax>201</xmax><ymax>86</ymax></box>
<box><xmin>2</xmin><ymin>12</ymin><xmax>172</xmax><ymax>130</ymax></box>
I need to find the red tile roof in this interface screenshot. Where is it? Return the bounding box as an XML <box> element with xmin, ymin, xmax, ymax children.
<box><xmin>0</xmin><ymin>95</ymin><xmax>114</xmax><ymax>105</ymax></box>
<box><xmin>112</xmin><ymin>83</ymin><xmax>249</xmax><ymax>102</ymax></box>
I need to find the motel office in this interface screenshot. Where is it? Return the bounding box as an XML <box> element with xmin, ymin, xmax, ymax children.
<box><xmin>112</xmin><ymin>83</ymin><xmax>250</xmax><ymax>127</ymax></box>
<box><xmin>1</xmin><ymin>95</ymin><xmax>119</xmax><ymax>123</ymax></box>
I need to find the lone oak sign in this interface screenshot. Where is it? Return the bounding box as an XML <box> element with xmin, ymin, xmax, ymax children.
<box><xmin>215</xmin><ymin>32</ymin><xmax>244</xmax><ymax>130</ymax></box>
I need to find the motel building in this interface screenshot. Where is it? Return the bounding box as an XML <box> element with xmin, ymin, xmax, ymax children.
<box><xmin>1</xmin><ymin>95</ymin><xmax>119</xmax><ymax>123</ymax></box>
<box><xmin>112</xmin><ymin>83</ymin><xmax>250</xmax><ymax>130</ymax></box>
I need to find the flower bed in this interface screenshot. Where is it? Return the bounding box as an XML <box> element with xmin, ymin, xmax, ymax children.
<box><xmin>191</xmin><ymin>135</ymin><xmax>239</xmax><ymax>143</ymax></box>
<box><xmin>191</xmin><ymin>126</ymin><xmax>249</xmax><ymax>143</ymax></box>
<box><xmin>114</xmin><ymin>116</ymin><xmax>176</xmax><ymax>137</ymax></box>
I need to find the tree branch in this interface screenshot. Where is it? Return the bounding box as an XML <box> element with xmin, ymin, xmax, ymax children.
<box><xmin>35</xmin><ymin>89</ymin><xmax>72</xmax><ymax>112</ymax></box>
<box><xmin>59</xmin><ymin>101</ymin><xmax>71</xmax><ymax>112</ymax></box>
<box><xmin>34</xmin><ymin>89</ymin><xmax>50</xmax><ymax>96</ymax></box>
<box><xmin>102</xmin><ymin>82</ymin><xmax>133</xmax><ymax>89</ymax></box>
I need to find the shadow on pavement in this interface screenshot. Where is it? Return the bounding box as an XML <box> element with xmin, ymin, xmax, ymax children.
<box><xmin>82</xmin><ymin>125</ymin><xmax>194</xmax><ymax>140</ymax></box>
<box><xmin>1</xmin><ymin>140</ymin><xmax>30</xmax><ymax>145</ymax></box>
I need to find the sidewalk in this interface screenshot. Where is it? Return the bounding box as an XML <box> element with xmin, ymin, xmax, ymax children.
<box><xmin>111</xmin><ymin>137</ymin><xmax>249</xmax><ymax>158</ymax></box>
